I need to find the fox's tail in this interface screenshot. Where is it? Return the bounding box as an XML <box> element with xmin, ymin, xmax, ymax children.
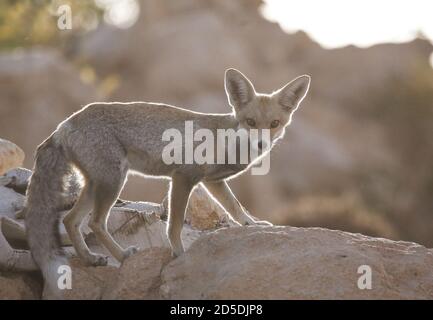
<box><xmin>25</xmin><ymin>134</ymin><xmax>72</xmax><ymax>299</ymax></box>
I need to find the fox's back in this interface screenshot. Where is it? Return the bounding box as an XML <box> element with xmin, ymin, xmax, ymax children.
<box><xmin>56</xmin><ymin>102</ymin><xmax>237</xmax><ymax>178</ymax></box>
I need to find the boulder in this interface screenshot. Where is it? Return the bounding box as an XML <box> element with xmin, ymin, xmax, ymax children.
<box><xmin>3</xmin><ymin>220</ymin><xmax>433</xmax><ymax>299</ymax></box>
<box><xmin>0</xmin><ymin>185</ymin><xmax>24</xmax><ymax>219</ymax></box>
<box><xmin>160</xmin><ymin>226</ymin><xmax>433</xmax><ymax>299</ymax></box>
<box><xmin>63</xmin><ymin>257</ymin><xmax>118</xmax><ymax>300</ymax></box>
<box><xmin>0</xmin><ymin>272</ymin><xmax>41</xmax><ymax>299</ymax></box>
<box><xmin>185</xmin><ymin>185</ymin><xmax>231</xmax><ymax>230</ymax></box>
<box><xmin>0</xmin><ymin>139</ymin><xmax>24</xmax><ymax>176</ymax></box>
<box><xmin>102</xmin><ymin>247</ymin><xmax>172</xmax><ymax>299</ymax></box>
<box><xmin>0</xmin><ymin>167</ymin><xmax>32</xmax><ymax>195</ymax></box>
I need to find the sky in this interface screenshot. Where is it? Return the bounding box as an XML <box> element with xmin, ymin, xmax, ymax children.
<box><xmin>261</xmin><ymin>0</ymin><xmax>433</xmax><ymax>49</ymax></box>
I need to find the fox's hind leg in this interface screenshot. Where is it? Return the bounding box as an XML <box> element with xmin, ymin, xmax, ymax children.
<box><xmin>88</xmin><ymin>167</ymin><xmax>138</xmax><ymax>263</ymax></box>
<box><xmin>67</xmin><ymin>130</ymin><xmax>138</xmax><ymax>264</ymax></box>
<box><xmin>64</xmin><ymin>184</ymin><xmax>108</xmax><ymax>266</ymax></box>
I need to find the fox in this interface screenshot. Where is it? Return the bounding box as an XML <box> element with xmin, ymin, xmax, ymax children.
<box><xmin>24</xmin><ymin>68</ymin><xmax>310</xmax><ymax>297</ymax></box>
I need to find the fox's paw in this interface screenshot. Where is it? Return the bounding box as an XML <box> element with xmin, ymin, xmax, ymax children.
<box><xmin>171</xmin><ymin>251</ymin><xmax>182</xmax><ymax>259</ymax></box>
<box><xmin>170</xmin><ymin>246</ymin><xmax>185</xmax><ymax>259</ymax></box>
<box><xmin>121</xmin><ymin>246</ymin><xmax>139</xmax><ymax>261</ymax></box>
<box><xmin>251</xmin><ymin>220</ymin><xmax>273</xmax><ymax>226</ymax></box>
<box><xmin>87</xmin><ymin>253</ymin><xmax>109</xmax><ymax>267</ymax></box>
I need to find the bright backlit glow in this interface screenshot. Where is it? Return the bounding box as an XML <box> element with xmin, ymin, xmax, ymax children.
<box><xmin>261</xmin><ymin>0</ymin><xmax>433</xmax><ymax>49</ymax></box>
<box><xmin>95</xmin><ymin>0</ymin><xmax>140</xmax><ymax>29</ymax></box>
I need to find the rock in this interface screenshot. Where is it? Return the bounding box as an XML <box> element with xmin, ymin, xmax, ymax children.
<box><xmin>0</xmin><ymin>272</ymin><xmax>42</xmax><ymax>299</ymax></box>
<box><xmin>0</xmin><ymin>217</ymin><xmax>38</xmax><ymax>272</ymax></box>
<box><xmin>0</xmin><ymin>185</ymin><xmax>24</xmax><ymax>219</ymax></box>
<box><xmin>160</xmin><ymin>226</ymin><xmax>433</xmax><ymax>299</ymax></box>
<box><xmin>63</xmin><ymin>257</ymin><xmax>118</xmax><ymax>300</ymax></box>
<box><xmin>3</xmin><ymin>222</ymin><xmax>431</xmax><ymax>300</ymax></box>
<box><xmin>103</xmin><ymin>247</ymin><xmax>171</xmax><ymax>299</ymax></box>
<box><xmin>0</xmin><ymin>139</ymin><xmax>24</xmax><ymax>175</ymax></box>
<box><xmin>0</xmin><ymin>167</ymin><xmax>32</xmax><ymax>195</ymax></box>
<box><xmin>186</xmin><ymin>185</ymin><xmax>230</xmax><ymax>230</ymax></box>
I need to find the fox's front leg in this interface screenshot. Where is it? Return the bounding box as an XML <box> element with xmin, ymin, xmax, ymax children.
<box><xmin>203</xmin><ymin>180</ymin><xmax>272</xmax><ymax>226</ymax></box>
<box><xmin>167</xmin><ymin>173</ymin><xmax>196</xmax><ymax>257</ymax></box>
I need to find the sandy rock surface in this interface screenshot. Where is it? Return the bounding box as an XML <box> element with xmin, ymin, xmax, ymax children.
<box><xmin>0</xmin><ymin>139</ymin><xmax>24</xmax><ymax>176</ymax></box>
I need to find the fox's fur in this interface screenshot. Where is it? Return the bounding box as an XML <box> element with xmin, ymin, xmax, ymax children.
<box><xmin>24</xmin><ymin>69</ymin><xmax>310</xmax><ymax>298</ymax></box>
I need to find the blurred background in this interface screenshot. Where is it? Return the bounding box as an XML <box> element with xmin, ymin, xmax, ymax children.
<box><xmin>1</xmin><ymin>0</ymin><xmax>433</xmax><ymax>245</ymax></box>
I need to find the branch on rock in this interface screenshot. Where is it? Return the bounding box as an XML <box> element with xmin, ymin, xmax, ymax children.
<box><xmin>0</xmin><ymin>217</ymin><xmax>38</xmax><ymax>272</ymax></box>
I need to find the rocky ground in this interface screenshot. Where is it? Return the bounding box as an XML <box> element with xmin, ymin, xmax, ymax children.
<box><xmin>1</xmin><ymin>138</ymin><xmax>433</xmax><ymax>300</ymax></box>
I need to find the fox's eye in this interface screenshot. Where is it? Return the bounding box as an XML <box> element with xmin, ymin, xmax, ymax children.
<box><xmin>246</xmin><ymin>118</ymin><xmax>256</xmax><ymax>127</ymax></box>
<box><xmin>270</xmin><ymin>120</ymin><xmax>280</xmax><ymax>128</ymax></box>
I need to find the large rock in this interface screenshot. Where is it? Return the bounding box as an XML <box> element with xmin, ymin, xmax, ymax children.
<box><xmin>0</xmin><ymin>139</ymin><xmax>24</xmax><ymax>175</ymax></box>
<box><xmin>64</xmin><ymin>248</ymin><xmax>172</xmax><ymax>300</ymax></box>
<box><xmin>102</xmin><ymin>247</ymin><xmax>172</xmax><ymax>299</ymax></box>
<box><xmin>185</xmin><ymin>185</ymin><xmax>230</xmax><ymax>230</ymax></box>
<box><xmin>0</xmin><ymin>185</ymin><xmax>24</xmax><ymax>219</ymax></box>
<box><xmin>3</xmin><ymin>223</ymin><xmax>432</xmax><ymax>299</ymax></box>
<box><xmin>160</xmin><ymin>226</ymin><xmax>433</xmax><ymax>299</ymax></box>
<box><xmin>63</xmin><ymin>257</ymin><xmax>118</xmax><ymax>300</ymax></box>
<box><xmin>0</xmin><ymin>272</ymin><xmax>41</xmax><ymax>299</ymax></box>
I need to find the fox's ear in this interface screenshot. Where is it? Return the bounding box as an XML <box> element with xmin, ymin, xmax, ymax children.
<box><xmin>276</xmin><ymin>75</ymin><xmax>311</xmax><ymax>110</ymax></box>
<box><xmin>224</xmin><ymin>68</ymin><xmax>256</xmax><ymax>110</ymax></box>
